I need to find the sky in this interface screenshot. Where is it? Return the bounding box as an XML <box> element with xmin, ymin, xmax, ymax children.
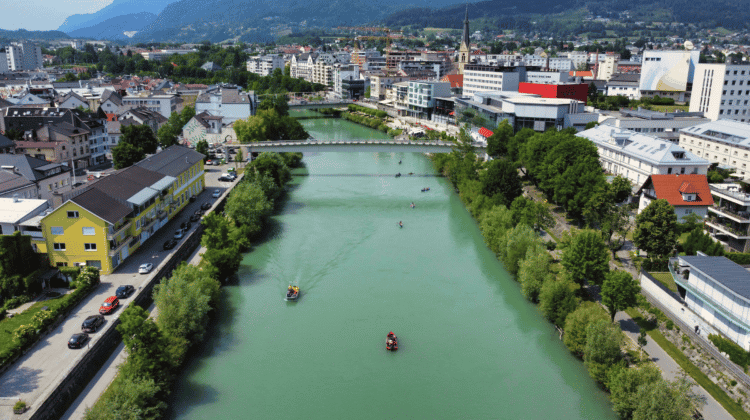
<box><xmin>0</xmin><ymin>0</ymin><xmax>112</xmax><ymax>31</ymax></box>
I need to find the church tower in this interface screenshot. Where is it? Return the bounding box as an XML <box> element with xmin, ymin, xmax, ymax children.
<box><xmin>458</xmin><ymin>5</ymin><xmax>471</xmax><ymax>74</ymax></box>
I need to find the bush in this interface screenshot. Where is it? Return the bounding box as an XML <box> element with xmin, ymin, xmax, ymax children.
<box><xmin>2</xmin><ymin>295</ymin><xmax>30</xmax><ymax>311</ymax></box>
<box><xmin>726</xmin><ymin>253</ymin><xmax>750</xmax><ymax>265</ymax></box>
<box><xmin>666</xmin><ymin>320</ymin><xmax>674</xmax><ymax>330</ymax></box>
<box><xmin>709</xmin><ymin>334</ymin><xmax>750</xmax><ymax>368</ymax></box>
<box><xmin>13</xmin><ymin>400</ymin><xmax>26</xmax><ymax>411</ymax></box>
<box><xmin>13</xmin><ymin>324</ymin><xmax>38</xmax><ymax>346</ymax></box>
<box><xmin>545</xmin><ymin>240</ymin><xmax>557</xmax><ymax>251</ymax></box>
<box><xmin>642</xmin><ymin>257</ymin><xmax>669</xmax><ymax>271</ymax></box>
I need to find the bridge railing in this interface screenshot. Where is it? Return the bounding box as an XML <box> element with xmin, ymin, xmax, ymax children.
<box><xmin>224</xmin><ymin>139</ymin><xmax>486</xmax><ymax>149</ymax></box>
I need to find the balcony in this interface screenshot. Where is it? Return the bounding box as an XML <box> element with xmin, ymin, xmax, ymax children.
<box><xmin>109</xmin><ymin>236</ymin><xmax>131</xmax><ymax>257</ymax></box>
<box><xmin>706</xmin><ymin>216</ymin><xmax>750</xmax><ymax>239</ymax></box>
<box><xmin>708</xmin><ymin>205</ymin><xmax>750</xmax><ymax>223</ymax></box>
<box><xmin>108</xmin><ymin>220</ymin><xmax>132</xmax><ymax>239</ymax></box>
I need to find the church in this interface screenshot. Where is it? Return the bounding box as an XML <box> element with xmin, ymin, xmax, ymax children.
<box><xmin>457</xmin><ymin>6</ymin><xmax>471</xmax><ymax>75</ymax></box>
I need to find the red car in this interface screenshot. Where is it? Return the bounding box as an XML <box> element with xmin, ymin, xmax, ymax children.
<box><xmin>99</xmin><ymin>296</ymin><xmax>119</xmax><ymax>315</ymax></box>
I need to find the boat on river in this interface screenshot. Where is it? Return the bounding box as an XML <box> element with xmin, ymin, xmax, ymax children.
<box><xmin>386</xmin><ymin>332</ymin><xmax>398</xmax><ymax>351</ymax></box>
<box><xmin>286</xmin><ymin>285</ymin><xmax>300</xmax><ymax>301</ymax></box>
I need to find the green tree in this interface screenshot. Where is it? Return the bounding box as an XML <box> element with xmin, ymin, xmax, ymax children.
<box><xmin>234</xmin><ymin>115</ymin><xmax>267</xmax><ymax>142</ymax></box>
<box><xmin>486</xmin><ymin>120</ymin><xmax>513</xmax><ymax>157</ymax></box>
<box><xmin>249</xmin><ymin>152</ymin><xmax>291</xmax><ymax>189</ymax></box>
<box><xmin>561</xmin><ymin>230</ymin><xmax>610</xmax><ymax>286</ymax></box>
<box><xmin>479</xmin><ymin>205</ymin><xmax>514</xmax><ymax>255</ymax></box>
<box><xmin>583</xmin><ymin>319</ymin><xmax>623</xmax><ymax>385</ymax></box>
<box><xmin>499</xmin><ymin>224</ymin><xmax>541</xmax><ymax>275</ymax></box>
<box><xmin>633</xmin><ymin>199</ymin><xmax>678</xmax><ymax>258</ymax></box>
<box><xmin>518</xmin><ymin>244</ymin><xmax>553</xmax><ymax>302</ymax></box>
<box><xmin>116</xmin><ymin>305</ymin><xmax>174</xmax><ymax>379</ymax></box>
<box><xmin>364</xmin><ymin>86</ymin><xmax>371</xmax><ymax>98</ymax></box>
<box><xmin>257</xmin><ymin>94</ymin><xmax>290</xmax><ymax>116</ymax></box>
<box><xmin>683</xmin><ymin>228</ymin><xmax>725</xmax><ymax>256</ymax></box>
<box><xmin>633</xmin><ymin>376</ymin><xmax>703</xmax><ymax>420</ymax></box>
<box><xmin>225</xmin><ymin>181</ymin><xmax>273</xmax><ymax>235</ymax></box>
<box><xmin>583</xmin><ymin>184</ymin><xmax>630</xmax><ymax>256</ymax></box>
<box><xmin>121</xmin><ymin>124</ymin><xmax>158</xmax><ymax>154</ymax></box>
<box><xmin>510</xmin><ymin>196</ymin><xmax>554</xmax><ymax>232</ymax></box>
<box><xmin>607</xmin><ymin>364</ymin><xmax>662</xmax><ymax>419</ymax></box>
<box><xmin>563</xmin><ymin>302</ymin><xmax>609</xmax><ymax>356</ymax></box>
<box><xmin>480</xmin><ymin>158</ymin><xmax>522</xmax><ymax>207</ymax></box>
<box><xmin>112</xmin><ymin>141</ymin><xmax>145</xmax><ymax>170</ymax></box>
<box><xmin>195</xmin><ymin>140</ymin><xmax>209</xmax><ymax>159</ymax></box>
<box><xmin>539</xmin><ymin>274</ymin><xmax>578</xmax><ymax>327</ymax></box>
<box><xmin>601</xmin><ymin>271</ymin><xmax>640</xmax><ymax>321</ymax></box>
<box><xmin>84</xmin><ymin>375</ymin><xmax>165</xmax><ymax>420</ymax></box>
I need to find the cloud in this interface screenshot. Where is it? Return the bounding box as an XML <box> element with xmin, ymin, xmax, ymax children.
<box><xmin>0</xmin><ymin>0</ymin><xmax>113</xmax><ymax>30</ymax></box>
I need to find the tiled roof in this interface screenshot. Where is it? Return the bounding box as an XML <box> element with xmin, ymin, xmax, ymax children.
<box><xmin>0</xmin><ymin>170</ymin><xmax>34</xmax><ymax>194</ymax></box>
<box><xmin>70</xmin><ymin>188</ymin><xmax>132</xmax><ymax>224</ymax></box>
<box><xmin>0</xmin><ymin>154</ymin><xmax>70</xmax><ymax>181</ymax></box>
<box><xmin>88</xmin><ymin>166</ymin><xmax>166</xmax><ymax>202</ymax></box>
<box><xmin>100</xmin><ymin>89</ymin><xmax>123</xmax><ymax>107</ymax></box>
<box><xmin>0</xmin><ymin>134</ymin><xmax>14</xmax><ymax>149</ymax></box>
<box><xmin>645</xmin><ymin>174</ymin><xmax>714</xmax><ymax>206</ymax></box>
<box><xmin>440</xmin><ymin>74</ymin><xmax>463</xmax><ymax>88</ymax></box>
<box><xmin>135</xmin><ymin>145</ymin><xmax>205</xmax><ymax>177</ymax></box>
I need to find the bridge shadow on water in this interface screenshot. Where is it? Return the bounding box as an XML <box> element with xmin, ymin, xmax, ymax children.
<box><xmin>292</xmin><ymin>173</ymin><xmax>444</xmax><ymax>177</ymax></box>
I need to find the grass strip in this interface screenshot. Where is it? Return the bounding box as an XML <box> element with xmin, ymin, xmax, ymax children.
<box><xmin>625</xmin><ymin>308</ymin><xmax>750</xmax><ymax>420</ymax></box>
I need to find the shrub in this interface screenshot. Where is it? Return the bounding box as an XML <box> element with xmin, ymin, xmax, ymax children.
<box><xmin>13</xmin><ymin>400</ymin><xmax>26</xmax><ymax>411</ymax></box>
<box><xmin>709</xmin><ymin>334</ymin><xmax>749</xmax><ymax>368</ymax></box>
<box><xmin>2</xmin><ymin>295</ymin><xmax>30</xmax><ymax>311</ymax></box>
<box><xmin>726</xmin><ymin>253</ymin><xmax>750</xmax><ymax>265</ymax></box>
<box><xmin>545</xmin><ymin>240</ymin><xmax>557</xmax><ymax>251</ymax></box>
<box><xmin>13</xmin><ymin>324</ymin><xmax>37</xmax><ymax>346</ymax></box>
<box><xmin>666</xmin><ymin>320</ymin><xmax>674</xmax><ymax>330</ymax></box>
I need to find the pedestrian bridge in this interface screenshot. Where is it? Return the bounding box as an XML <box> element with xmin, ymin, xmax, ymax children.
<box><xmin>288</xmin><ymin>101</ymin><xmax>353</xmax><ymax>109</ymax></box>
<box><xmin>234</xmin><ymin>139</ymin><xmax>486</xmax><ymax>154</ymax></box>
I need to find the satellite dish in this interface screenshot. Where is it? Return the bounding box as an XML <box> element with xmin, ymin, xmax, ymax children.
<box><xmin>684</xmin><ymin>41</ymin><xmax>694</xmax><ymax>50</ymax></box>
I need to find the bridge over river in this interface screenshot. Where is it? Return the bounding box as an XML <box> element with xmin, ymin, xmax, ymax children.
<box><xmin>230</xmin><ymin>139</ymin><xmax>487</xmax><ymax>155</ymax></box>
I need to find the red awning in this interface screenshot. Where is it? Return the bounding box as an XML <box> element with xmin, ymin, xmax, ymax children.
<box><xmin>449</xmin><ymin>111</ymin><xmax>455</xmax><ymax>116</ymax></box>
<box><xmin>478</xmin><ymin>127</ymin><xmax>494</xmax><ymax>138</ymax></box>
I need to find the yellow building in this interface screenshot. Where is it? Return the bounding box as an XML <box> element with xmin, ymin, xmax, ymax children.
<box><xmin>41</xmin><ymin>145</ymin><xmax>205</xmax><ymax>274</ymax></box>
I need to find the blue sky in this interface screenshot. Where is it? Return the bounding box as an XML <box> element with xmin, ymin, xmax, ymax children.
<box><xmin>0</xmin><ymin>0</ymin><xmax>112</xmax><ymax>31</ymax></box>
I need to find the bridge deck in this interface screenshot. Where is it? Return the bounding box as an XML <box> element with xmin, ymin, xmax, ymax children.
<box><xmin>229</xmin><ymin>139</ymin><xmax>486</xmax><ymax>154</ymax></box>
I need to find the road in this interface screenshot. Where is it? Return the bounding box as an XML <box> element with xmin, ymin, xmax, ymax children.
<box><xmin>0</xmin><ymin>163</ymin><xmax>237</xmax><ymax>420</ymax></box>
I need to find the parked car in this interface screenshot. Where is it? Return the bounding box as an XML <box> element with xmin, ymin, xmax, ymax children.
<box><xmin>212</xmin><ymin>190</ymin><xmax>221</xmax><ymax>198</ymax></box>
<box><xmin>99</xmin><ymin>296</ymin><xmax>120</xmax><ymax>315</ymax></box>
<box><xmin>222</xmin><ymin>172</ymin><xmax>237</xmax><ymax>180</ymax></box>
<box><xmin>218</xmin><ymin>176</ymin><xmax>232</xmax><ymax>182</ymax></box>
<box><xmin>180</xmin><ymin>221</ymin><xmax>192</xmax><ymax>230</ymax></box>
<box><xmin>163</xmin><ymin>238</ymin><xmax>178</xmax><ymax>250</ymax></box>
<box><xmin>139</xmin><ymin>263</ymin><xmax>154</xmax><ymax>274</ymax></box>
<box><xmin>68</xmin><ymin>333</ymin><xmax>89</xmax><ymax>349</ymax></box>
<box><xmin>190</xmin><ymin>212</ymin><xmax>202</xmax><ymax>222</ymax></box>
<box><xmin>189</xmin><ymin>195</ymin><xmax>197</xmax><ymax>203</ymax></box>
<box><xmin>115</xmin><ymin>285</ymin><xmax>135</xmax><ymax>299</ymax></box>
<box><xmin>81</xmin><ymin>315</ymin><xmax>105</xmax><ymax>333</ymax></box>
<box><xmin>174</xmin><ymin>229</ymin><xmax>185</xmax><ymax>239</ymax></box>
<box><xmin>206</xmin><ymin>159</ymin><xmax>213</xmax><ymax>166</ymax></box>
<box><xmin>201</xmin><ymin>202</ymin><xmax>212</xmax><ymax>211</ymax></box>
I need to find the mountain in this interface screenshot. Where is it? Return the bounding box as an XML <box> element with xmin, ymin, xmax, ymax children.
<box><xmin>66</xmin><ymin>12</ymin><xmax>158</xmax><ymax>40</ymax></box>
<box><xmin>0</xmin><ymin>29</ymin><xmax>70</xmax><ymax>41</ymax></box>
<box><xmin>58</xmin><ymin>0</ymin><xmax>173</xmax><ymax>33</ymax></box>
<box><xmin>132</xmin><ymin>0</ymin><xmax>474</xmax><ymax>43</ymax></box>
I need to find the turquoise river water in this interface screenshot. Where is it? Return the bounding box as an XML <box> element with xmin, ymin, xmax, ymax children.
<box><xmin>167</xmin><ymin>113</ymin><xmax>616</xmax><ymax>419</ymax></box>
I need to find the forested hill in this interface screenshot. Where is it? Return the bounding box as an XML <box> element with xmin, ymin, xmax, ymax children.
<box><xmin>0</xmin><ymin>29</ymin><xmax>70</xmax><ymax>41</ymax></box>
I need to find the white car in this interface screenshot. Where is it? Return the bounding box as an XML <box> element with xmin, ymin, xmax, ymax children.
<box><xmin>212</xmin><ymin>190</ymin><xmax>221</xmax><ymax>198</ymax></box>
<box><xmin>174</xmin><ymin>229</ymin><xmax>185</xmax><ymax>239</ymax></box>
<box><xmin>138</xmin><ymin>263</ymin><xmax>153</xmax><ymax>274</ymax></box>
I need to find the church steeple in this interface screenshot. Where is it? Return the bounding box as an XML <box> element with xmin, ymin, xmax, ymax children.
<box><xmin>461</xmin><ymin>5</ymin><xmax>470</xmax><ymax>50</ymax></box>
<box><xmin>458</xmin><ymin>3</ymin><xmax>471</xmax><ymax>74</ymax></box>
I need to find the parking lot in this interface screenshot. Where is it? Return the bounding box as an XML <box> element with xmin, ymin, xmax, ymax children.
<box><xmin>0</xmin><ymin>162</ymin><xmax>239</xmax><ymax>420</ymax></box>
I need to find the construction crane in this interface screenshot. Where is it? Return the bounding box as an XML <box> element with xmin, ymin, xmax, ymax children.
<box><xmin>336</xmin><ymin>26</ymin><xmax>400</xmax><ymax>74</ymax></box>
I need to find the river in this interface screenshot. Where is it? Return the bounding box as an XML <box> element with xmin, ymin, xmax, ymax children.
<box><xmin>167</xmin><ymin>113</ymin><xmax>616</xmax><ymax>419</ymax></box>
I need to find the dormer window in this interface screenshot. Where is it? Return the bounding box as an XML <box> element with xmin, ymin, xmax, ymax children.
<box><xmin>682</xmin><ymin>193</ymin><xmax>696</xmax><ymax>202</ymax></box>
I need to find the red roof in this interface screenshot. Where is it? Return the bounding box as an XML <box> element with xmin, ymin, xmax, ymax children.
<box><xmin>478</xmin><ymin>127</ymin><xmax>494</xmax><ymax>138</ymax></box>
<box><xmin>646</xmin><ymin>175</ymin><xmax>713</xmax><ymax>206</ymax></box>
<box><xmin>569</xmin><ymin>71</ymin><xmax>593</xmax><ymax>77</ymax></box>
<box><xmin>440</xmin><ymin>74</ymin><xmax>463</xmax><ymax>88</ymax></box>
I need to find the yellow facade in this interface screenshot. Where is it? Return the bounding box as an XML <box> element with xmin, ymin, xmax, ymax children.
<box><xmin>41</xmin><ymin>201</ymin><xmax>112</xmax><ymax>273</ymax></box>
<box><xmin>170</xmin><ymin>160</ymin><xmax>205</xmax><ymax>215</ymax></box>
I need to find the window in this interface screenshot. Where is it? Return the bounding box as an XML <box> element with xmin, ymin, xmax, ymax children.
<box><xmin>84</xmin><ymin>243</ymin><xmax>97</xmax><ymax>251</ymax></box>
<box><xmin>82</xmin><ymin>227</ymin><xmax>96</xmax><ymax>236</ymax></box>
<box><xmin>50</xmin><ymin>226</ymin><xmax>63</xmax><ymax>235</ymax></box>
<box><xmin>668</xmin><ymin>167</ymin><xmax>673</xmax><ymax>174</ymax></box>
<box><xmin>53</xmin><ymin>242</ymin><xmax>66</xmax><ymax>250</ymax></box>
<box><xmin>67</xmin><ymin>211</ymin><xmax>79</xmax><ymax>218</ymax></box>
<box><xmin>56</xmin><ymin>262</ymin><xmax>68</xmax><ymax>267</ymax></box>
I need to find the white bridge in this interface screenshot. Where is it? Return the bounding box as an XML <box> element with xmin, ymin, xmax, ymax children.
<box><xmin>233</xmin><ymin>139</ymin><xmax>486</xmax><ymax>154</ymax></box>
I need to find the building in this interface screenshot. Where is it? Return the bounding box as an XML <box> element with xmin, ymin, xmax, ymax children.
<box><xmin>182</xmin><ymin>112</ymin><xmax>236</xmax><ymax>146</ymax></box>
<box><xmin>290</xmin><ymin>53</ymin><xmax>316</xmax><ymax>81</ymax></box>
<box><xmin>594</xmin><ymin>54</ymin><xmax>620</xmax><ymax>81</ymax></box>
<box><xmin>247</xmin><ymin>55</ymin><xmax>285</xmax><ymax>76</ymax></box>
<box><xmin>525</xmin><ymin>70</ymin><xmax>572</xmax><ymax>84</ymax></box>
<box><xmin>0</xmin><ymin>169</ymin><xmax>38</xmax><ymax>200</ymax></box>
<box><xmin>671</xmin><ymin>255</ymin><xmax>750</xmax><ymax>349</ymax></box>
<box><xmin>678</xmin><ymin>120</ymin><xmax>750</xmax><ymax>179</ymax></box>
<box><xmin>577</xmin><ymin>125</ymin><xmax>710</xmax><ymax>188</ymax></box>
<box><xmin>201</xmin><ymin>62</ymin><xmax>222</xmax><ymax>72</ymax></box>
<box><xmin>462</xmin><ymin>64</ymin><xmax>522</xmax><ymax>97</ymax></box>
<box><xmin>195</xmin><ymin>87</ymin><xmax>257</xmax><ymax>125</ymax></box>
<box><xmin>598</xmin><ymin>108</ymin><xmax>708</xmax><ymax>142</ymax></box>
<box><xmin>117</xmin><ymin>107</ymin><xmax>168</xmax><ymax>134</ymax></box>
<box><xmin>0</xmin><ymin>133</ymin><xmax>15</xmax><ymax>154</ymax></box>
<box><xmin>406</xmin><ymin>81</ymin><xmax>452</xmax><ymax>119</ymax></box>
<box><xmin>120</xmin><ymin>93</ymin><xmax>176</xmax><ymax>119</ymax></box>
<box><xmin>0</xmin><ymin>197</ymin><xmax>50</xmax><ymax>253</ymax></box>
<box><xmin>637</xmin><ymin>174</ymin><xmax>713</xmax><ymax>221</ymax></box>
<box><xmin>704</xmin><ymin>183</ymin><xmax>750</xmax><ymax>252</ymax></box>
<box><xmin>690</xmin><ymin>63</ymin><xmax>750</xmax><ymax>122</ymax></box>
<box><xmin>523</xmin><ymin>55</ymin><xmax>575</xmax><ymax>72</ymax></box>
<box><xmin>40</xmin><ymin>145</ymin><xmax>205</xmax><ymax>273</ymax></box>
<box><xmin>5</xmin><ymin>42</ymin><xmax>43</xmax><ymax>71</ymax></box>
<box><xmin>440</xmin><ymin>74</ymin><xmax>463</xmax><ymax>95</ymax></box>
<box><xmin>140</xmin><ymin>49</ymin><xmax>196</xmax><ymax>61</ymax></box>
<box><xmin>0</xmin><ymin>154</ymin><xmax>73</xmax><ymax>206</ymax></box>
<box><xmin>334</xmin><ymin>64</ymin><xmax>362</xmax><ymax>100</ymax></box>
<box><xmin>457</xmin><ymin>6</ymin><xmax>471</xmax><ymax>74</ymax></box>
<box><xmin>606</xmin><ymin>73</ymin><xmax>642</xmax><ymax>100</ymax></box>
<box><xmin>639</xmin><ymin>50</ymin><xmax>700</xmax><ymax>103</ymax></box>
<box><xmin>518</xmin><ymin>82</ymin><xmax>588</xmax><ymax>103</ymax></box>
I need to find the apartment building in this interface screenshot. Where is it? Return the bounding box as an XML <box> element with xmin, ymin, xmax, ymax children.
<box><xmin>606</xmin><ymin>73</ymin><xmax>642</xmax><ymax>100</ymax></box>
<box><xmin>705</xmin><ymin>183</ymin><xmax>750</xmax><ymax>252</ymax></box>
<box><xmin>523</xmin><ymin>55</ymin><xmax>575</xmax><ymax>72</ymax></box>
<box><xmin>462</xmin><ymin>64</ymin><xmax>522</xmax><ymax>97</ymax></box>
<box><xmin>406</xmin><ymin>81</ymin><xmax>451</xmax><ymax>120</ymax></box>
<box><xmin>290</xmin><ymin>53</ymin><xmax>316</xmax><ymax>81</ymax></box>
<box><xmin>598</xmin><ymin>108</ymin><xmax>708</xmax><ymax>142</ymax></box>
<box><xmin>577</xmin><ymin>125</ymin><xmax>710</xmax><ymax>188</ymax></box>
<box><xmin>679</xmin><ymin>120</ymin><xmax>750</xmax><ymax>178</ymax></box>
<box><xmin>334</xmin><ymin>64</ymin><xmax>361</xmax><ymax>100</ymax></box>
<box><xmin>690</xmin><ymin>63</ymin><xmax>750</xmax><ymax>121</ymax></box>
<box><xmin>0</xmin><ymin>155</ymin><xmax>73</xmax><ymax>206</ymax></box>
<box><xmin>121</xmin><ymin>93</ymin><xmax>176</xmax><ymax>119</ymax></box>
<box><xmin>195</xmin><ymin>87</ymin><xmax>257</xmax><ymax>124</ymax></box>
<box><xmin>41</xmin><ymin>145</ymin><xmax>204</xmax><ymax>273</ymax></box>
<box><xmin>5</xmin><ymin>42</ymin><xmax>42</xmax><ymax>71</ymax></box>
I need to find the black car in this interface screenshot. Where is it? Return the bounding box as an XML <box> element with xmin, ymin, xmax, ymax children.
<box><xmin>218</xmin><ymin>176</ymin><xmax>232</xmax><ymax>182</ymax></box>
<box><xmin>68</xmin><ymin>333</ymin><xmax>89</xmax><ymax>349</ymax></box>
<box><xmin>180</xmin><ymin>221</ymin><xmax>192</xmax><ymax>230</ymax></box>
<box><xmin>115</xmin><ymin>285</ymin><xmax>135</xmax><ymax>299</ymax></box>
<box><xmin>163</xmin><ymin>239</ymin><xmax>178</xmax><ymax>250</ymax></box>
<box><xmin>189</xmin><ymin>195</ymin><xmax>197</xmax><ymax>203</ymax></box>
<box><xmin>201</xmin><ymin>202</ymin><xmax>212</xmax><ymax>211</ymax></box>
<box><xmin>190</xmin><ymin>212</ymin><xmax>202</xmax><ymax>222</ymax></box>
<box><xmin>81</xmin><ymin>315</ymin><xmax>105</xmax><ymax>333</ymax></box>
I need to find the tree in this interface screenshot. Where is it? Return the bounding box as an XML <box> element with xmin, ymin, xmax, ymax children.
<box><xmin>518</xmin><ymin>244</ymin><xmax>553</xmax><ymax>302</ymax></box>
<box><xmin>633</xmin><ymin>199</ymin><xmax>678</xmax><ymax>258</ymax></box>
<box><xmin>583</xmin><ymin>319</ymin><xmax>623</xmax><ymax>385</ymax></box>
<box><xmin>364</xmin><ymin>86</ymin><xmax>371</xmax><ymax>98</ymax></box>
<box><xmin>561</xmin><ymin>230</ymin><xmax>610</xmax><ymax>286</ymax></box>
<box><xmin>601</xmin><ymin>271</ymin><xmax>640</xmax><ymax>321</ymax></box>
<box><xmin>633</xmin><ymin>376</ymin><xmax>703</xmax><ymax>420</ymax></box>
<box><xmin>257</xmin><ymin>94</ymin><xmax>290</xmax><ymax>116</ymax></box>
<box><xmin>480</xmin><ymin>158</ymin><xmax>522</xmax><ymax>207</ymax></box>
<box><xmin>539</xmin><ymin>274</ymin><xmax>578</xmax><ymax>327</ymax></box>
<box><xmin>607</xmin><ymin>364</ymin><xmax>661</xmax><ymax>419</ymax></box>
<box><xmin>637</xmin><ymin>330</ymin><xmax>648</xmax><ymax>359</ymax></box>
<box><xmin>510</xmin><ymin>196</ymin><xmax>554</xmax><ymax>232</ymax></box>
<box><xmin>84</xmin><ymin>375</ymin><xmax>165</xmax><ymax>420</ymax></box>
<box><xmin>683</xmin><ymin>228</ymin><xmax>725</xmax><ymax>256</ymax></box>
<box><xmin>116</xmin><ymin>305</ymin><xmax>174</xmax><ymax>379</ymax></box>
<box><xmin>583</xmin><ymin>184</ymin><xmax>630</xmax><ymax>256</ymax></box>
<box><xmin>195</xmin><ymin>140</ymin><xmax>209</xmax><ymax>159</ymax></box>
<box><xmin>479</xmin><ymin>205</ymin><xmax>514</xmax><ymax>255</ymax></box>
<box><xmin>112</xmin><ymin>141</ymin><xmax>145</xmax><ymax>170</ymax></box>
<box><xmin>486</xmin><ymin>120</ymin><xmax>513</xmax><ymax>157</ymax></box>
<box><xmin>235</xmin><ymin>149</ymin><xmax>243</xmax><ymax>163</ymax></box>
<box><xmin>249</xmin><ymin>152</ymin><xmax>291</xmax><ymax>189</ymax></box>
<box><xmin>499</xmin><ymin>224</ymin><xmax>541</xmax><ymax>275</ymax></box>
<box><xmin>120</xmin><ymin>124</ymin><xmax>157</xmax><ymax>154</ymax></box>
<box><xmin>224</xmin><ymin>181</ymin><xmax>273</xmax><ymax>236</ymax></box>
<box><xmin>563</xmin><ymin>302</ymin><xmax>609</xmax><ymax>356</ymax></box>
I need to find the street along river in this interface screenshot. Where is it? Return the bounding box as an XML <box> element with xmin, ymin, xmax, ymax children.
<box><xmin>167</xmin><ymin>114</ymin><xmax>616</xmax><ymax>419</ymax></box>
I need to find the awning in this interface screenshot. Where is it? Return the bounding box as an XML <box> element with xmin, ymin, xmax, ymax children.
<box><xmin>449</xmin><ymin>111</ymin><xmax>455</xmax><ymax>115</ymax></box>
<box><xmin>478</xmin><ymin>127</ymin><xmax>494</xmax><ymax>138</ymax></box>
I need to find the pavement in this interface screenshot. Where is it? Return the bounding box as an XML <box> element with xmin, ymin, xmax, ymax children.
<box><xmin>0</xmin><ymin>163</ymin><xmax>237</xmax><ymax>420</ymax></box>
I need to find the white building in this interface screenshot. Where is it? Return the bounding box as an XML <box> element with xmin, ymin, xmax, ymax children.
<box><xmin>195</xmin><ymin>87</ymin><xmax>257</xmax><ymax>125</ymax></box>
<box><xmin>246</xmin><ymin>55</ymin><xmax>285</xmax><ymax>76</ymax></box>
<box><xmin>566</xmin><ymin>51</ymin><xmax>589</xmax><ymax>69</ymax></box>
<box><xmin>462</xmin><ymin>64</ymin><xmax>521</xmax><ymax>97</ymax></box>
<box><xmin>598</xmin><ymin>108</ymin><xmax>708</xmax><ymax>142</ymax></box>
<box><xmin>140</xmin><ymin>49</ymin><xmax>196</xmax><ymax>61</ymax></box>
<box><xmin>606</xmin><ymin>73</ymin><xmax>642</xmax><ymax>100</ymax></box>
<box><xmin>523</xmin><ymin>55</ymin><xmax>575</xmax><ymax>72</ymax></box>
<box><xmin>406</xmin><ymin>81</ymin><xmax>451</xmax><ymax>120</ymax></box>
<box><xmin>672</xmin><ymin>255</ymin><xmax>750</xmax><ymax>349</ymax></box>
<box><xmin>705</xmin><ymin>183</ymin><xmax>750</xmax><ymax>252</ymax></box>
<box><xmin>121</xmin><ymin>93</ymin><xmax>176</xmax><ymax>119</ymax></box>
<box><xmin>0</xmin><ymin>51</ymin><xmax>8</xmax><ymax>73</ymax></box>
<box><xmin>0</xmin><ymin>197</ymin><xmax>49</xmax><ymax>252</ymax></box>
<box><xmin>679</xmin><ymin>120</ymin><xmax>750</xmax><ymax>179</ymax></box>
<box><xmin>690</xmin><ymin>63</ymin><xmax>750</xmax><ymax>122</ymax></box>
<box><xmin>5</xmin><ymin>42</ymin><xmax>42</xmax><ymax>71</ymax></box>
<box><xmin>525</xmin><ymin>70</ymin><xmax>571</xmax><ymax>84</ymax></box>
<box><xmin>333</xmin><ymin>63</ymin><xmax>360</xmax><ymax>100</ymax></box>
<box><xmin>577</xmin><ymin>125</ymin><xmax>710</xmax><ymax>188</ymax></box>
<box><xmin>637</xmin><ymin>174</ymin><xmax>713</xmax><ymax>221</ymax></box>
<box><xmin>639</xmin><ymin>50</ymin><xmax>700</xmax><ymax>103</ymax></box>
<box><xmin>290</xmin><ymin>53</ymin><xmax>316</xmax><ymax>82</ymax></box>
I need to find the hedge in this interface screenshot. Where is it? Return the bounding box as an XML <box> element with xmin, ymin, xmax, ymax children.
<box><xmin>347</xmin><ymin>104</ymin><xmax>387</xmax><ymax>119</ymax></box>
<box><xmin>726</xmin><ymin>253</ymin><xmax>750</xmax><ymax>265</ymax></box>
<box><xmin>709</xmin><ymin>333</ymin><xmax>749</xmax><ymax>369</ymax></box>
